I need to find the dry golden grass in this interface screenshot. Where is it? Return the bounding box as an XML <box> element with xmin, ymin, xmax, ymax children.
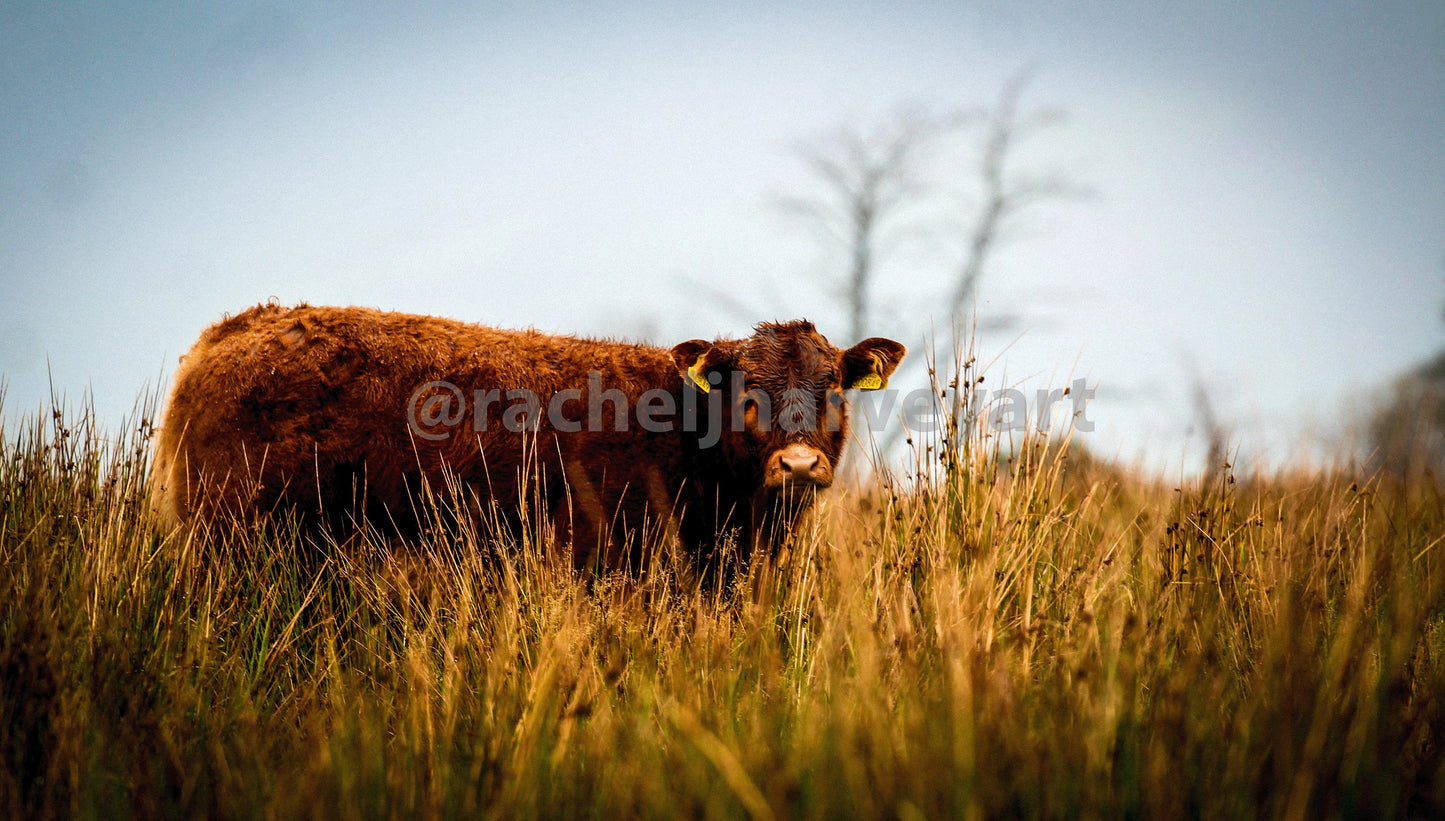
<box><xmin>1</xmin><ymin>384</ymin><xmax>1443</xmax><ymax>819</ymax></box>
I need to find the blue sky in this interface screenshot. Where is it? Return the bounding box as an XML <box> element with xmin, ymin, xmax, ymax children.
<box><xmin>2</xmin><ymin>2</ymin><xmax>1442</xmax><ymax>473</ymax></box>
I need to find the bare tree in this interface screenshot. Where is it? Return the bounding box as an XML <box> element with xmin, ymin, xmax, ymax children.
<box><xmin>1367</xmin><ymin>360</ymin><xmax>1445</xmax><ymax>481</ymax></box>
<box><xmin>687</xmin><ymin>72</ymin><xmax>1083</xmax><ymax>473</ymax></box>
<box><xmin>778</xmin><ymin>107</ymin><xmax>958</xmax><ymax>344</ymax></box>
<box><xmin>780</xmin><ymin>73</ymin><xmax>1081</xmax><ymax>343</ymax></box>
<box><xmin>924</xmin><ymin>73</ymin><xmax>1088</xmax><ymax>454</ymax></box>
<box><xmin>1365</xmin><ymin>271</ymin><xmax>1445</xmax><ymax>481</ymax></box>
<box><xmin>946</xmin><ymin>71</ymin><xmax>1082</xmax><ymax>324</ymax></box>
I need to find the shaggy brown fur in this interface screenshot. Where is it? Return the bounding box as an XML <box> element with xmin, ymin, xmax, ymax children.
<box><xmin>150</xmin><ymin>303</ymin><xmax>904</xmax><ymax>571</ymax></box>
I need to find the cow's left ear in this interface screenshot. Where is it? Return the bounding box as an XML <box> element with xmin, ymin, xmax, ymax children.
<box><xmin>670</xmin><ymin>339</ymin><xmax>730</xmax><ymax>394</ymax></box>
<box><xmin>842</xmin><ymin>338</ymin><xmax>907</xmax><ymax>390</ymax></box>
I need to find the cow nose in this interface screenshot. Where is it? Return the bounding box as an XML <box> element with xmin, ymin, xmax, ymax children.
<box><xmin>780</xmin><ymin>452</ymin><xmax>820</xmax><ymax>477</ymax></box>
<box><xmin>768</xmin><ymin>444</ymin><xmax>831</xmax><ymax>488</ymax></box>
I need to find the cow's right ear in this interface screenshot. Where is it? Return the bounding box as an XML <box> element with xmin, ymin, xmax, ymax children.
<box><xmin>671</xmin><ymin>340</ymin><xmax>716</xmax><ymax>393</ymax></box>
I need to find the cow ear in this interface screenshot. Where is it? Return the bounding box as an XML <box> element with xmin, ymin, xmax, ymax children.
<box><xmin>842</xmin><ymin>338</ymin><xmax>907</xmax><ymax>390</ymax></box>
<box><xmin>671</xmin><ymin>339</ymin><xmax>716</xmax><ymax>393</ymax></box>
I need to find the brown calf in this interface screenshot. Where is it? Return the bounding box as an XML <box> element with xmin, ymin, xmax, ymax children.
<box><xmin>150</xmin><ymin>303</ymin><xmax>905</xmax><ymax>571</ymax></box>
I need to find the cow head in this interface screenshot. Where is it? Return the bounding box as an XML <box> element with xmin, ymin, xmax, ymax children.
<box><xmin>670</xmin><ymin>321</ymin><xmax>906</xmax><ymax>492</ymax></box>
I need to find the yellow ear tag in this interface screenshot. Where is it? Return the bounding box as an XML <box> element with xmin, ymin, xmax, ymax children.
<box><xmin>688</xmin><ymin>356</ymin><xmax>711</xmax><ymax>393</ymax></box>
<box><xmin>851</xmin><ymin>373</ymin><xmax>884</xmax><ymax>390</ymax></box>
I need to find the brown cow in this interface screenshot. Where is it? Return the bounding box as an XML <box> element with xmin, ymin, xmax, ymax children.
<box><xmin>149</xmin><ymin>303</ymin><xmax>904</xmax><ymax>572</ymax></box>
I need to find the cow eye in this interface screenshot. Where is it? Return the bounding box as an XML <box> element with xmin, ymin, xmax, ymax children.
<box><xmin>738</xmin><ymin>394</ymin><xmax>764</xmax><ymax>431</ymax></box>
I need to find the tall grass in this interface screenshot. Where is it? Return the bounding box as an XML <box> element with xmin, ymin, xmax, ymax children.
<box><xmin>1</xmin><ymin>383</ymin><xmax>1443</xmax><ymax>819</ymax></box>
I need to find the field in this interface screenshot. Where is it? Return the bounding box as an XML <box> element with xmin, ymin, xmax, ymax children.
<box><xmin>2</xmin><ymin>387</ymin><xmax>1443</xmax><ymax>820</ymax></box>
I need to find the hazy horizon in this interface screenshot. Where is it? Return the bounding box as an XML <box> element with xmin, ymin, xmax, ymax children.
<box><xmin>3</xmin><ymin>2</ymin><xmax>1443</xmax><ymax>475</ymax></box>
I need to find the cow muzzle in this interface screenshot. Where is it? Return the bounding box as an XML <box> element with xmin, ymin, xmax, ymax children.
<box><xmin>765</xmin><ymin>444</ymin><xmax>832</xmax><ymax>489</ymax></box>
